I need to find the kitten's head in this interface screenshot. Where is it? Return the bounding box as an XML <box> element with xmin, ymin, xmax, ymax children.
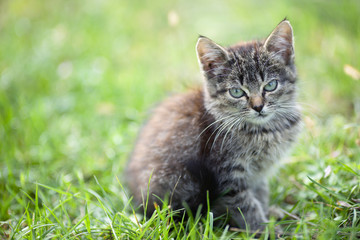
<box><xmin>196</xmin><ymin>20</ymin><xmax>299</xmax><ymax>129</ymax></box>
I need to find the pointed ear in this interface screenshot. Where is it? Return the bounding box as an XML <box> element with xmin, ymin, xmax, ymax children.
<box><xmin>264</xmin><ymin>20</ymin><xmax>295</xmax><ymax>65</ymax></box>
<box><xmin>196</xmin><ymin>36</ymin><xmax>230</xmax><ymax>78</ymax></box>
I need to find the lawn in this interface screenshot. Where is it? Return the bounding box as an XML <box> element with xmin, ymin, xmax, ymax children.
<box><xmin>0</xmin><ymin>0</ymin><xmax>359</xmax><ymax>239</ymax></box>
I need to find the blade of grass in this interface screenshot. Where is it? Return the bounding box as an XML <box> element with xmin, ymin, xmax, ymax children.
<box><xmin>84</xmin><ymin>201</ymin><xmax>91</xmax><ymax>234</ymax></box>
<box><xmin>338</xmin><ymin>162</ymin><xmax>360</xmax><ymax>177</ymax></box>
<box><xmin>307</xmin><ymin>176</ymin><xmax>348</xmax><ymax>201</ymax></box>
<box><xmin>36</xmin><ymin>183</ymin><xmax>73</xmax><ymax>197</ymax></box>
<box><xmin>94</xmin><ymin>176</ymin><xmax>116</xmax><ymax>213</ymax></box>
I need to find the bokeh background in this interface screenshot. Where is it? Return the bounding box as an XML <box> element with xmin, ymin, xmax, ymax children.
<box><xmin>1</xmin><ymin>0</ymin><xmax>359</xmax><ymax>237</ymax></box>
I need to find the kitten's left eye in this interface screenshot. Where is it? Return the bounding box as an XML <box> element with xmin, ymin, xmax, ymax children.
<box><xmin>264</xmin><ymin>80</ymin><xmax>278</xmax><ymax>92</ymax></box>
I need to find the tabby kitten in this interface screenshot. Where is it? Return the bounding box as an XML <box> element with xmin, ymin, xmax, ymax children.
<box><xmin>126</xmin><ymin>19</ymin><xmax>301</xmax><ymax>231</ymax></box>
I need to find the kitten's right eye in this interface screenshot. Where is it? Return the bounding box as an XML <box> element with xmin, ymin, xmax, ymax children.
<box><xmin>229</xmin><ymin>88</ymin><xmax>245</xmax><ymax>98</ymax></box>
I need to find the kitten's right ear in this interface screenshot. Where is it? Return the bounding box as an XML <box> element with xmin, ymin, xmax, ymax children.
<box><xmin>196</xmin><ymin>36</ymin><xmax>230</xmax><ymax>78</ymax></box>
<box><xmin>264</xmin><ymin>20</ymin><xmax>294</xmax><ymax>65</ymax></box>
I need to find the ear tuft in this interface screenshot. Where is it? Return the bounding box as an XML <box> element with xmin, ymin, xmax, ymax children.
<box><xmin>264</xmin><ymin>20</ymin><xmax>295</xmax><ymax>65</ymax></box>
<box><xmin>196</xmin><ymin>36</ymin><xmax>230</xmax><ymax>77</ymax></box>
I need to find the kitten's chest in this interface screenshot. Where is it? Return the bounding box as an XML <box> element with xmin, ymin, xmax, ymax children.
<box><xmin>235</xmin><ymin>133</ymin><xmax>282</xmax><ymax>164</ymax></box>
<box><xmin>212</xmin><ymin>129</ymin><xmax>294</xmax><ymax>178</ymax></box>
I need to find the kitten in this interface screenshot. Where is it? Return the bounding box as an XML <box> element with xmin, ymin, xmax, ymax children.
<box><xmin>126</xmin><ymin>19</ymin><xmax>301</xmax><ymax>231</ymax></box>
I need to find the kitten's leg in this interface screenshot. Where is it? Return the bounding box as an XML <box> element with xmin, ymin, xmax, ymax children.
<box><xmin>253</xmin><ymin>179</ymin><xmax>283</xmax><ymax>235</ymax></box>
<box><xmin>146</xmin><ymin>170</ymin><xmax>204</xmax><ymax>216</ymax></box>
<box><xmin>214</xmin><ymin>190</ymin><xmax>268</xmax><ymax>231</ymax></box>
<box><xmin>253</xmin><ymin>179</ymin><xmax>285</xmax><ymax>219</ymax></box>
<box><xmin>252</xmin><ymin>179</ymin><xmax>269</xmax><ymax>216</ymax></box>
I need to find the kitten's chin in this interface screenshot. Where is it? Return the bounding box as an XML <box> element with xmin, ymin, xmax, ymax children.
<box><xmin>247</xmin><ymin>113</ymin><xmax>273</xmax><ymax>125</ymax></box>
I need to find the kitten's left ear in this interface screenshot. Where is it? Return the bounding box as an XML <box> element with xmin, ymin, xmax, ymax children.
<box><xmin>264</xmin><ymin>20</ymin><xmax>295</xmax><ymax>65</ymax></box>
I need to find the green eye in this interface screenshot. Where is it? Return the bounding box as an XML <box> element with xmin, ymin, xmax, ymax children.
<box><xmin>264</xmin><ymin>80</ymin><xmax>278</xmax><ymax>92</ymax></box>
<box><xmin>229</xmin><ymin>88</ymin><xmax>245</xmax><ymax>98</ymax></box>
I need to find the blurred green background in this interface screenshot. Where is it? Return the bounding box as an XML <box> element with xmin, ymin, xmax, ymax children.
<box><xmin>0</xmin><ymin>0</ymin><xmax>359</xmax><ymax>237</ymax></box>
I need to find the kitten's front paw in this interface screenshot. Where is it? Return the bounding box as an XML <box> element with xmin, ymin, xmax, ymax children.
<box><xmin>253</xmin><ymin>223</ymin><xmax>283</xmax><ymax>238</ymax></box>
<box><xmin>239</xmin><ymin>216</ymin><xmax>269</xmax><ymax>233</ymax></box>
<box><xmin>268</xmin><ymin>205</ymin><xmax>285</xmax><ymax>219</ymax></box>
<box><xmin>275</xmin><ymin>225</ymin><xmax>283</xmax><ymax>236</ymax></box>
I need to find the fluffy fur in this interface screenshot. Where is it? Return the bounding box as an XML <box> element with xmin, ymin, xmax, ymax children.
<box><xmin>126</xmin><ymin>19</ymin><xmax>301</xmax><ymax>231</ymax></box>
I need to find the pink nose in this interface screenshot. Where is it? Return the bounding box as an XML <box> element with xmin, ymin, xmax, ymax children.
<box><xmin>250</xmin><ymin>96</ymin><xmax>264</xmax><ymax>113</ymax></box>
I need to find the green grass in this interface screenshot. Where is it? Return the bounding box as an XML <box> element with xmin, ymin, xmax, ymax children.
<box><xmin>1</xmin><ymin>0</ymin><xmax>359</xmax><ymax>239</ymax></box>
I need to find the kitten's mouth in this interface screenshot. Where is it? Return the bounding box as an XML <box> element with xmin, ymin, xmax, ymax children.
<box><xmin>248</xmin><ymin>112</ymin><xmax>272</xmax><ymax>124</ymax></box>
<box><xmin>255</xmin><ymin>111</ymin><xmax>268</xmax><ymax>118</ymax></box>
